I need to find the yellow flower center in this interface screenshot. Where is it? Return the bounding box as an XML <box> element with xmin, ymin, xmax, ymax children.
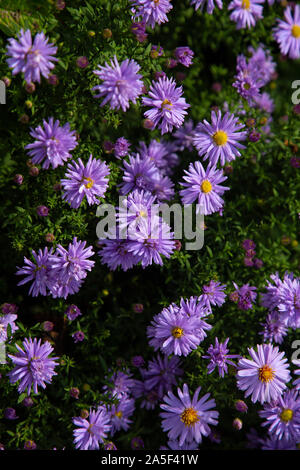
<box><xmin>172</xmin><ymin>326</ymin><xmax>184</xmax><ymax>338</ymax></box>
<box><xmin>87</xmin><ymin>423</ymin><xmax>94</xmax><ymax>434</ymax></box>
<box><xmin>280</xmin><ymin>408</ymin><xmax>293</xmax><ymax>423</ymax></box>
<box><xmin>154</xmin><ymin>0</ymin><xmax>160</xmax><ymax>4</ymax></box>
<box><xmin>84</xmin><ymin>177</ymin><xmax>94</xmax><ymax>189</ymax></box>
<box><xmin>139</xmin><ymin>210</ymin><xmax>147</xmax><ymax>217</ymax></box>
<box><xmin>201</xmin><ymin>180</ymin><xmax>212</xmax><ymax>193</ymax></box>
<box><xmin>180</xmin><ymin>407</ymin><xmax>199</xmax><ymax>427</ymax></box>
<box><xmin>115</xmin><ymin>411</ymin><xmax>123</xmax><ymax>419</ymax></box>
<box><xmin>292</xmin><ymin>25</ymin><xmax>300</xmax><ymax>38</ymax></box>
<box><xmin>161</xmin><ymin>99</ymin><xmax>172</xmax><ymax>110</ymax></box>
<box><xmin>258</xmin><ymin>365</ymin><xmax>274</xmax><ymax>383</ymax></box>
<box><xmin>242</xmin><ymin>0</ymin><xmax>250</xmax><ymax>9</ymax></box>
<box><xmin>213</xmin><ymin>130</ymin><xmax>228</xmax><ymax>146</ymax></box>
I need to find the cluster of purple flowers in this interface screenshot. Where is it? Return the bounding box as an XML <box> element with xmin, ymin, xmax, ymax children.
<box><xmin>260</xmin><ymin>272</ymin><xmax>300</xmax><ymax>343</ymax></box>
<box><xmin>233</xmin><ymin>46</ymin><xmax>276</xmax><ymax>106</ymax></box>
<box><xmin>16</xmin><ymin>238</ymin><xmax>95</xmax><ymax>299</ymax></box>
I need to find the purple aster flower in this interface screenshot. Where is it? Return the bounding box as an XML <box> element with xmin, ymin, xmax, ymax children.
<box><xmin>199</xmin><ymin>280</ymin><xmax>227</xmax><ymax>313</ymax></box>
<box><xmin>108</xmin><ymin>397</ymin><xmax>135</xmax><ymax>435</ymax></box>
<box><xmin>6</xmin><ymin>29</ymin><xmax>58</xmax><ymax>84</ymax></box>
<box><xmin>61</xmin><ymin>155</ymin><xmax>110</xmax><ymax>209</ymax></box>
<box><xmin>150</xmin><ymin>172</ymin><xmax>175</xmax><ymax>202</ymax></box>
<box><xmin>259</xmin><ymin>389</ymin><xmax>300</xmax><ymax>440</ymax></box>
<box><xmin>259</xmin><ymin>312</ymin><xmax>288</xmax><ymax>345</ymax></box>
<box><xmin>103</xmin><ymin>441</ymin><xmax>117</xmax><ymax>450</ymax></box>
<box><xmin>160</xmin><ymin>383</ymin><xmax>219</xmax><ymax>446</ymax></box>
<box><xmin>65</xmin><ymin>305</ymin><xmax>81</xmax><ymax>321</ymax></box>
<box><xmin>73</xmin><ymin>407</ymin><xmax>111</xmax><ymax>450</ymax></box>
<box><xmin>273</xmin><ymin>6</ymin><xmax>300</xmax><ymax>60</ymax></box>
<box><xmin>173</xmin><ymin>119</ymin><xmax>195</xmax><ymax>151</ymax></box>
<box><xmin>49</xmin><ymin>237</ymin><xmax>94</xmax><ymax>286</ymax></box>
<box><xmin>228</xmin><ymin>0</ymin><xmax>264</xmax><ymax>30</ymax></box>
<box><xmin>119</xmin><ymin>154</ymin><xmax>158</xmax><ymax>195</ymax></box>
<box><xmin>236</xmin><ymin>344</ymin><xmax>291</xmax><ymax>404</ymax></box>
<box><xmin>233</xmin><ymin>71</ymin><xmax>261</xmax><ymax>103</ymax></box>
<box><xmin>126</xmin><ymin>216</ymin><xmax>176</xmax><ymax>268</ymax></box>
<box><xmin>103</xmin><ymin>370</ymin><xmax>135</xmax><ymax>400</ymax></box>
<box><xmin>142</xmin><ymin>77</ymin><xmax>190</xmax><ymax>135</ymax></box>
<box><xmin>0</xmin><ymin>313</ymin><xmax>18</xmax><ymax>343</ymax></box>
<box><xmin>92</xmin><ymin>56</ymin><xmax>143</xmax><ymax>112</ymax></box>
<box><xmin>138</xmin><ymin>139</ymin><xmax>169</xmax><ymax>172</ymax></box>
<box><xmin>16</xmin><ymin>247</ymin><xmax>53</xmax><ymax>297</ymax></box>
<box><xmin>174</xmin><ymin>47</ymin><xmax>194</xmax><ymax>68</ymax></box>
<box><xmin>117</xmin><ymin>189</ymin><xmax>158</xmax><ymax>234</ymax></box>
<box><xmin>8</xmin><ymin>338</ymin><xmax>59</xmax><ymax>395</ymax></box>
<box><xmin>25</xmin><ymin>118</ymin><xmax>78</xmax><ymax>170</ymax></box>
<box><xmin>193</xmin><ymin>110</ymin><xmax>247</xmax><ymax>166</ymax></box>
<box><xmin>260</xmin><ymin>435</ymin><xmax>297</xmax><ymax>450</ymax></box>
<box><xmin>131</xmin><ymin>21</ymin><xmax>148</xmax><ymax>42</ymax></box>
<box><xmin>203</xmin><ymin>337</ymin><xmax>240</xmax><ymax>377</ymax></box>
<box><xmin>143</xmin><ymin>354</ymin><xmax>183</xmax><ymax>399</ymax></box>
<box><xmin>150</xmin><ymin>45</ymin><xmax>164</xmax><ymax>58</ymax></box>
<box><xmin>232</xmin><ymin>282</ymin><xmax>257</xmax><ymax>310</ymax></box>
<box><xmin>98</xmin><ymin>237</ymin><xmax>140</xmax><ymax>272</ymax></box>
<box><xmin>276</xmin><ymin>274</ymin><xmax>300</xmax><ymax>329</ymax></box>
<box><xmin>114</xmin><ymin>137</ymin><xmax>131</xmax><ymax>159</ymax></box>
<box><xmin>190</xmin><ymin>0</ymin><xmax>223</xmax><ymax>14</ymax></box>
<box><xmin>179</xmin><ymin>296</ymin><xmax>210</xmax><ymax>319</ymax></box>
<box><xmin>130</xmin><ymin>0</ymin><xmax>173</xmax><ymax>29</ymax></box>
<box><xmin>180</xmin><ymin>161</ymin><xmax>229</xmax><ymax>215</ymax></box>
<box><xmin>254</xmin><ymin>92</ymin><xmax>274</xmax><ymax>113</ymax></box>
<box><xmin>147</xmin><ymin>304</ymin><xmax>209</xmax><ymax>356</ymax></box>
<box><xmin>248</xmin><ymin>46</ymin><xmax>276</xmax><ymax>87</ymax></box>
<box><xmin>72</xmin><ymin>331</ymin><xmax>85</xmax><ymax>343</ymax></box>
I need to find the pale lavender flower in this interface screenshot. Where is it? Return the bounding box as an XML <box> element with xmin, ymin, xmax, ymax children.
<box><xmin>293</xmin><ymin>360</ymin><xmax>300</xmax><ymax>390</ymax></box>
<box><xmin>6</xmin><ymin>29</ymin><xmax>58</xmax><ymax>84</ymax></box>
<box><xmin>259</xmin><ymin>389</ymin><xmax>300</xmax><ymax>441</ymax></box>
<box><xmin>98</xmin><ymin>237</ymin><xmax>140</xmax><ymax>272</ymax></box>
<box><xmin>254</xmin><ymin>92</ymin><xmax>274</xmax><ymax>113</ymax></box>
<box><xmin>119</xmin><ymin>154</ymin><xmax>158</xmax><ymax>195</ymax></box>
<box><xmin>130</xmin><ymin>0</ymin><xmax>173</xmax><ymax>29</ymax></box>
<box><xmin>103</xmin><ymin>370</ymin><xmax>135</xmax><ymax>400</ymax></box>
<box><xmin>108</xmin><ymin>397</ymin><xmax>135</xmax><ymax>435</ymax></box>
<box><xmin>114</xmin><ymin>137</ymin><xmax>131</xmax><ymax>159</ymax></box>
<box><xmin>142</xmin><ymin>77</ymin><xmax>190</xmax><ymax>135</ymax></box>
<box><xmin>160</xmin><ymin>383</ymin><xmax>219</xmax><ymax>446</ymax></box>
<box><xmin>93</xmin><ymin>56</ymin><xmax>143</xmax><ymax>111</ymax></box>
<box><xmin>193</xmin><ymin>110</ymin><xmax>247</xmax><ymax>166</ymax></box>
<box><xmin>199</xmin><ymin>280</ymin><xmax>227</xmax><ymax>313</ymax></box>
<box><xmin>273</xmin><ymin>6</ymin><xmax>300</xmax><ymax>60</ymax></box>
<box><xmin>173</xmin><ymin>119</ymin><xmax>195</xmax><ymax>151</ymax></box>
<box><xmin>259</xmin><ymin>312</ymin><xmax>288</xmax><ymax>344</ymax></box>
<box><xmin>180</xmin><ymin>161</ymin><xmax>229</xmax><ymax>215</ymax></box>
<box><xmin>16</xmin><ymin>247</ymin><xmax>53</xmax><ymax>297</ymax></box>
<box><xmin>25</xmin><ymin>118</ymin><xmax>78</xmax><ymax>170</ymax></box>
<box><xmin>73</xmin><ymin>407</ymin><xmax>111</xmax><ymax>450</ymax></box>
<box><xmin>236</xmin><ymin>344</ymin><xmax>291</xmax><ymax>404</ymax></box>
<box><xmin>143</xmin><ymin>354</ymin><xmax>183</xmax><ymax>399</ymax></box>
<box><xmin>8</xmin><ymin>338</ymin><xmax>59</xmax><ymax>395</ymax></box>
<box><xmin>228</xmin><ymin>0</ymin><xmax>264</xmax><ymax>30</ymax></box>
<box><xmin>61</xmin><ymin>155</ymin><xmax>110</xmax><ymax>209</ymax></box>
